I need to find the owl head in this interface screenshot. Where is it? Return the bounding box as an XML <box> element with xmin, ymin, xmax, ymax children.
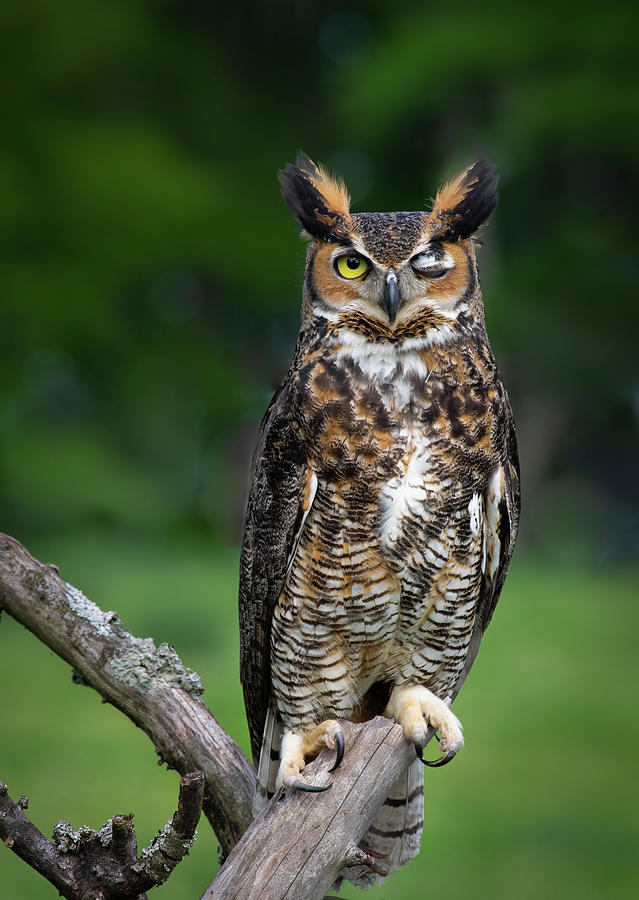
<box><xmin>279</xmin><ymin>153</ymin><xmax>498</xmax><ymax>343</ymax></box>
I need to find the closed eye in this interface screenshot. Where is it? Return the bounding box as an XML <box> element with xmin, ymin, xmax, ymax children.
<box><xmin>410</xmin><ymin>249</ymin><xmax>454</xmax><ymax>279</ymax></box>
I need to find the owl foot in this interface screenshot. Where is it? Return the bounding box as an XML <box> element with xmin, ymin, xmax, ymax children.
<box><xmin>386</xmin><ymin>685</ymin><xmax>463</xmax><ymax>767</ymax></box>
<box><xmin>344</xmin><ymin>844</ymin><xmax>389</xmax><ymax>877</ymax></box>
<box><xmin>277</xmin><ymin>720</ymin><xmax>345</xmax><ymax>791</ymax></box>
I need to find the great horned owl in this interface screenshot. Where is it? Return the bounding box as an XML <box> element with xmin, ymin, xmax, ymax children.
<box><xmin>239</xmin><ymin>153</ymin><xmax>520</xmax><ymax>885</ymax></box>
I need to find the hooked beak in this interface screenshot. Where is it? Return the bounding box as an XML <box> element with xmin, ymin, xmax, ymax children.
<box><xmin>383</xmin><ymin>268</ymin><xmax>402</xmax><ymax>324</ymax></box>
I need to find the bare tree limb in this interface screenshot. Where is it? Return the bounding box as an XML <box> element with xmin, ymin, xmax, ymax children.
<box><xmin>0</xmin><ymin>533</ymin><xmax>255</xmax><ymax>859</ymax></box>
<box><xmin>203</xmin><ymin>717</ymin><xmax>436</xmax><ymax>900</ymax></box>
<box><xmin>134</xmin><ymin>770</ymin><xmax>205</xmax><ymax>888</ymax></box>
<box><xmin>0</xmin><ymin>781</ymin><xmax>79</xmax><ymax>898</ymax></box>
<box><xmin>0</xmin><ymin>771</ymin><xmax>204</xmax><ymax>899</ymax></box>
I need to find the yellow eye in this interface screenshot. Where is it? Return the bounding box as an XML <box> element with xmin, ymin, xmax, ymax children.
<box><xmin>335</xmin><ymin>253</ymin><xmax>369</xmax><ymax>279</ymax></box>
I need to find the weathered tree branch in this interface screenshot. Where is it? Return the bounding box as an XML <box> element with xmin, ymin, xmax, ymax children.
<box><xmin>0</xmin><ymin>785</ymin><xmax>78</xmax><ymax>898</ymax></box>
<box><xmin>1</xmin><ymin>534</ymin><xmax>438</xmax><ymax>899</ymax></box>
<box><xmin>0</xmin><ymin>771</ymin><xmax>204</xmax><ymax>900</ymax></box>
<box><xmin>202</xmin><ymin>716</ymin><xmax>434</xmax><ymax>900</ymax></box>
<box><xmin>0</xmin><ymin>533</ymin><xmax>255</xmax><ymax>859</ymax></box>
<box><xmin>136</xmin><ymin>770</ymin><xmax>205</xmax><ymax>888</ymax></box>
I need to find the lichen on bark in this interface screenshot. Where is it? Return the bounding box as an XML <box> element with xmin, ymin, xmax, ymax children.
<box><xmin>136</xmin><ymin>822</ymin><xmax>197</xmax><ymax>884</ymax></box>
<box><xmin>109</xmin><ymin>639</ymin><xmax>203</xmax><ymax>696</ymax></box>
<box><xmin>65</xmin><ymin>583</ymin><xmax>121</xmax><ymax>637</ymax></box>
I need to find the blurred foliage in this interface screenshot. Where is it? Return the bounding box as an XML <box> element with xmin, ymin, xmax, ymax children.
<box><xmin>0</xmin><ymin>0</ymin><xmax>637</xmax><ymax>555</ymax></box>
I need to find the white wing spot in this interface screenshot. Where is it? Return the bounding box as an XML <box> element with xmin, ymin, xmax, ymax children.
<box><xmin>286</xmin><ymin>470</ymin><xmax>318</xmax><ymax>577</ymax></box>
<box><xmin>468</xmin><ymin>492</ymin><xmax>482</xmax><ymax>536</ymax></box>
<box><xmin>483</xmin><ymin>467</ymin><xmax>504</xmax><ymax>578</ymax></box>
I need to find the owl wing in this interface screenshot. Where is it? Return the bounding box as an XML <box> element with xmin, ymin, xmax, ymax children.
<box><xmin>239</xmin><ymin>379</ymin><xmax>312</xmax><ymax>764</ymax></box>
<box><xmin>453</xmin><ymin>404</ymin><xmax>520</xmax><ymax>699</ymax></box>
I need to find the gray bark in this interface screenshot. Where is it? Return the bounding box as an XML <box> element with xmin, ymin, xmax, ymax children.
<box><xmin>0</xmin><ymin>772</ymin><xmax>204</xmax><ymax>900</ymax></box>
<box><xmin>203</xmin><ymin>717</ymin><xmax>422</xmax><ymax>900</ymax></box>
<box><xmin>0</xmin><ymin>532</ymin><xmax>254</xmax><ymax>858</ymax></box>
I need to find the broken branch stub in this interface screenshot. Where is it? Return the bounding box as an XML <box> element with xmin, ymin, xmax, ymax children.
<box><xmin>0</xmin><ymin>772</ymin><xmax>205</xmax><ymax>900</ymax></box>
<box><xmin>0</xmin><ymin>533</ymin><xmax>255</xmax><ymax>858</ymax></box>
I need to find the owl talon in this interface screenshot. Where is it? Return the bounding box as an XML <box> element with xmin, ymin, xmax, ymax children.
<box><xmin>329</xmin><ymin>730</ymin><xmax>345</xmax><ymax>772</ymax></box>
<box><xmin>289</xmin><ymin>779</ymin><xmax>332</xmax><ymax>793</ymax></box>
<box><xmin>415</xmin><ymin>743</ymin><xmax>457</xmax><ymax>768</ymax></box>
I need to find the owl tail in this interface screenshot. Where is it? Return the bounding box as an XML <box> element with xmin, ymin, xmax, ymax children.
<box><xmin>253</xmin><ymin>705</ymin><xmax>284</xmax><ymax>818</ymax></box>
<box><xmin>342</xmin><ymin>757</ymin><xmax>424</xmax><ymax>888</ymax></box>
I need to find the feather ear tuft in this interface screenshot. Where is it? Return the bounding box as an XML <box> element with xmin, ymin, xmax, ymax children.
<box><xmin>429</xmin><ymin>160</ymin><xmax>498</xmax><ymax>241</ymax></box>
<box><xmin>278</xmin><ymin>152</ymin><xmax>351</xmax><ymax>241</ymax></box>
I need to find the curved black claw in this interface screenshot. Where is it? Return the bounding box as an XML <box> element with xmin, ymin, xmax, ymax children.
<box><xmin>329</xmin><ymin>730</ymin><xmax>345</xmax><ymax>772</ymax></box>
<box><xmin>424</xmin><ymin>749</ymin><xmax>457</xmax><ymax>768</ymax></box>
<box><xmin>289</xmin><ymin>779</ymin><xmax>332</xmax><ymax>793</ymax></box>
<box><xmin>415</xmin><ymin>742</ymin><xmax>457</xmax><ymax>768</ymax></box>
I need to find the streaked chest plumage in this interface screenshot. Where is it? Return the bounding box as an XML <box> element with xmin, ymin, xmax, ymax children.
<box><xmin>290</xmin><ymin>319</ymin><xmax>503</xmax><ymax>512</ymax></box>
<box><xmin>271</xmin><ymin>324</ymin><xmax>504</xmax><ymax>715</ymax></box>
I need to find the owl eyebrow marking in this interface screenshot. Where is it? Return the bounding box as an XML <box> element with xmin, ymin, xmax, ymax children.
<box><xmin>330</xmin><ymin>239</ymin><xmax>369</xmax><ymax>259</ymax></box>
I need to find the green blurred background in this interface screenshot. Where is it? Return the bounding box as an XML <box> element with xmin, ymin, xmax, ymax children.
<box><xmin>1</xmin><ymin>1</ymin><xmax>637</xmax><ymax>898</ymax></box>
